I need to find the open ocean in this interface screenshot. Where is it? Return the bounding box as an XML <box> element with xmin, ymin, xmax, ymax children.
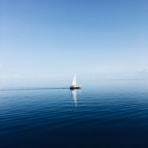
<box><xmin>0</xmin><ymin>80</ymin><xmax>148</xmax><ymax>148</ymax></box>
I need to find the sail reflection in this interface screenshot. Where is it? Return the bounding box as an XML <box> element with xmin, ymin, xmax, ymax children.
<box><xmin>71</xmin><ymin>89</ymin><xmax>79</xmax><ymax>107</ymax></box>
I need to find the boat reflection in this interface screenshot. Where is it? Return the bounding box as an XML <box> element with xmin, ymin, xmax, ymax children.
<box><xmin>71</xmin><ymin>89</ymin><xmax>80</xmax><ymax>107</ymax></box>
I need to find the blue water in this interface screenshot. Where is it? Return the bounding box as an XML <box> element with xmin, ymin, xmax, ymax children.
<box><xmin>0</xmin><ymin>84</ymin><xmax>148</xmax><ymax>148</ymax></box>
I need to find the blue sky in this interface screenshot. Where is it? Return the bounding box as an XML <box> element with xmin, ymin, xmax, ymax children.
<box><xmin>0</xmin><ymin>0</ymin><xmax>148</xmax><ymax>88</ymax></box>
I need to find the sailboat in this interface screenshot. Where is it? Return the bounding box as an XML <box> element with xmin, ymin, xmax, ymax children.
<box><xmin>70</xmin><ymin>73</ymin><xmax>81</xmax><ymax>90</ymax></box>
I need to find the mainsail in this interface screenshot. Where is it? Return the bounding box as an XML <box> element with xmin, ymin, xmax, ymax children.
<box><xmin>72</xmin><ymin>73</ymin><xmax>77</xmax><ymax>86</ymax></box>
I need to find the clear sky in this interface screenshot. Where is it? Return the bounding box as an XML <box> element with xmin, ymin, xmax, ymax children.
<box><xmin>0</xmin><ymin>0</ymin><xmax>148</xmax><ymax>88</ymax></box>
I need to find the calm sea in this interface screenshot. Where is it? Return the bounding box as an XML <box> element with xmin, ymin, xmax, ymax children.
<box><xmin>0</xmin><ymin>81</ymin><xmax>148</xmax><ymax>148</ymax></box>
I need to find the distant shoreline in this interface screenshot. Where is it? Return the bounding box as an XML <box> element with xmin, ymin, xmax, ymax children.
<box><xmin>0</xmin><ymin>87</ymin><xmax>69</xmax><ymax>91</ymax></box>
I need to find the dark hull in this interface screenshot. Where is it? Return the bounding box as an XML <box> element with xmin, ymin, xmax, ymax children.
<box><xmin>70</xmin><ymin>86</ymin><xmax>81</xmax><ymax>90</ymax></box>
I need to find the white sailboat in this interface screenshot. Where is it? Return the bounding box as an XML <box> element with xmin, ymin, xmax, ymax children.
<box><xmin>70</xmin><ymin>73</ymin><xmax>81</xmax><ymax>89</ymax></box>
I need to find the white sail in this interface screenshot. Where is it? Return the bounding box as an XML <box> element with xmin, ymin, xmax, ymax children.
<box><xmin>72</xmin><ymin>73</ymin><xmax>77</xmax><ymax>86</ymax></box>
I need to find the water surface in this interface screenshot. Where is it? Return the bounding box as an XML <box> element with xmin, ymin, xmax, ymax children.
<box><xmin>0</xmin><ymin>83</ymin><xmax>148</xmax><ymax>148</ymax></box>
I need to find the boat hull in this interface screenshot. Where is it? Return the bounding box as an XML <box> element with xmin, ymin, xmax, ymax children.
<box><xmin>70</xmin><ymin>86</ymin><xmax>81</xmax><ymax>90</ymax></box>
